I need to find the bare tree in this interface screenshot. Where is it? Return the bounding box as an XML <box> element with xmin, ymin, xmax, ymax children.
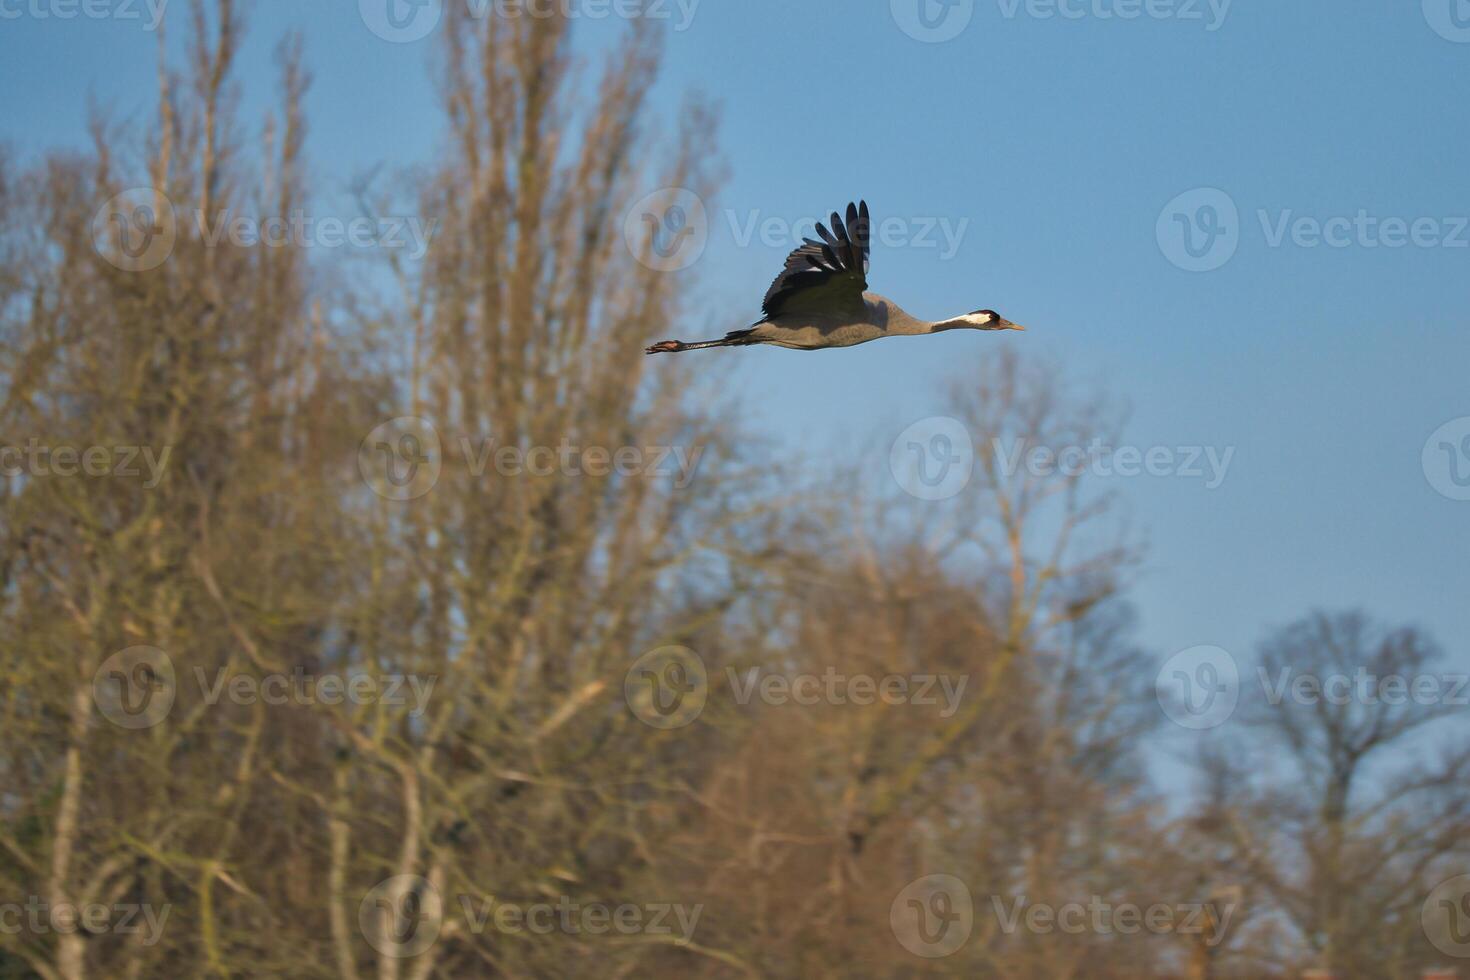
<box><xmin>1189</xmin><ymin>610</ymin><xmax>1470</xmax><ymax>979</ymax></box>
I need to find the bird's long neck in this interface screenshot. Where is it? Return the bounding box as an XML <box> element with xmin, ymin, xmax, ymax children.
<box><xmin>881</xmin><ymin>301</ymin><xmax>953</xmax><ymax>336</ymax></box>
<box><xmin>875</xmin><ymin>298</ymin><xmax>981</xmax><ymax>335</ymax></box>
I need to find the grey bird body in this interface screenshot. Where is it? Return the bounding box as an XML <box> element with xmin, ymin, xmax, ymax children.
<box><xmin>747</xmin><ymin>293</ymin><xmax>935</xmax><ymax>350</ymax></box>
<box><xmin>646</xmin><ymin>201</ymin><xmax>1023</xmax><ymax>355</ymax></box>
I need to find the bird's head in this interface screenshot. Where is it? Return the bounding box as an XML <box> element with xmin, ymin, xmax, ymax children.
<box><xmin>961</xmin><ymin>309</ymin><xmax>1025</xmax><ymax>331</ymax></box>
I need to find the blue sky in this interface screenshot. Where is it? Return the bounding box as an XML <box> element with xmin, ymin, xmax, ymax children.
<box><xmin>4</xmin><ymin>0</ymin><xmax>1467</xmax><ymax>713</ymax></box>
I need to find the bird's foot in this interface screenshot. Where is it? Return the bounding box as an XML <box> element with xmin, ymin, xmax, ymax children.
<box><xmin>645</xmin><ymin>340</ymin><xmax>684</xmax><ymax>355</ymax></box>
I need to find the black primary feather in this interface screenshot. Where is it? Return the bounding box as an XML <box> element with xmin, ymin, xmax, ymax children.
<box><xmin>760</xmin><ymin>200</ymin><xmax>871</xmax><ymax>319</ymax></box>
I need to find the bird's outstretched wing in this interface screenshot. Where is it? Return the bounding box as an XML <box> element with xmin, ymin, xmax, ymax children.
<box><xmin>761</xmin><ymin>201</ymin><xmax>870</xmax><ymax>319</ymax></box>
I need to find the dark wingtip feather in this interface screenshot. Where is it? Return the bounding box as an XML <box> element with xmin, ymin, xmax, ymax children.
<box><xmin>844</xmin><ymin>201</ymin><xmax>866</xmax><ymax>271</ymax></box>
<box><xmin>760</xmin><ymin>199</ymin><xmax>874</xmax><ymax>318</ymax></box>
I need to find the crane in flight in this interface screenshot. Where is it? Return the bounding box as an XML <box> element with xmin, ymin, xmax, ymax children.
<box><xmin>646</xmin><ymin>201</ymin><xmax>1024</xmax><ymax>354</ymax></box>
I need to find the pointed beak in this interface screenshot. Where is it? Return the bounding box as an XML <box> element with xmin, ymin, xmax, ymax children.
<box><xmin>1006</xmin><ymin>321</ymin><xmax>1026</xmax><ymax>331</ymax></box>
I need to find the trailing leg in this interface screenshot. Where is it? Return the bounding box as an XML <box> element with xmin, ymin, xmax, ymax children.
<box><xmin>644</xmin><ymin>328</ymin><xmax>757</xmax><ymax>355</ymax></box>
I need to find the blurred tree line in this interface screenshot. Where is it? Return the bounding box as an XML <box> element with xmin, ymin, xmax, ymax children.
<box><xmin>0</xmin><ymin>2</ymin><xmax>1466</xmax><ymax>977</ymax></box>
